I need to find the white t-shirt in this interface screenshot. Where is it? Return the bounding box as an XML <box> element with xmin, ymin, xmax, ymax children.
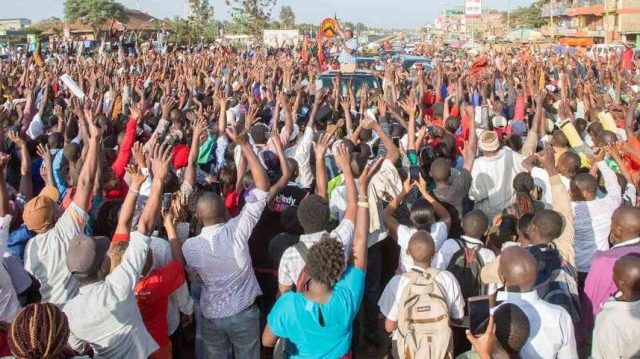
<box><xmin>378</xmin><ymin>266</ymin><xmax>464</xmax><ymax>340</ymax></box>
<box><xmin>396</xmin><ymin>222</ymin><xmax>448</xmax><ymax>273</ymax></box>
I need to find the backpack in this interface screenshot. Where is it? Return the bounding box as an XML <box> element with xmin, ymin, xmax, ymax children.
<box><xmin>395</xmin><ymin>268</ymin><xmax>452</xmax><ymax>359</ymax></box>
<box><xmin>446</xmin><ymin>239</ymin><xmax>486</xmax><ymax>303</ymax></box>
<box><xmin>529</xmin><ymin>244</ymin><xmax>581</xmax><ymax>323</ymax></box>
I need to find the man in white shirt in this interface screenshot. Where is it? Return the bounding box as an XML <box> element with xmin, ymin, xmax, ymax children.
<box><xmin>63</xmin><ymin>144</ymin><xmax>170</xmax><ymax>359</ymax></box>
<box><xmin>183</xmin><ymin>127</ymin><xmax>271</xmax><ymax>359</ymax></box>
<box><xmin>469</xmin><ymin>131</ymin><xmax>526</xmax><ymax>220</ymax></box>
<box><xmin>571</xmin><ymin>161</ymin><xmax>622</xmax><ymax>277</ymax></box>
<box><xmin>379</xmin><ymin>231</ymin><xmax>464</xmax><ymax>340</ymax></box>
<box><xmin>491</xmin><ymin>246</ymin><xmax>578</xmax><ymax>359</ymax></box>
<box><xmin>24</xmin><ymin>112</ymin><xmax>100</xmax><ymax>307</ymax></box>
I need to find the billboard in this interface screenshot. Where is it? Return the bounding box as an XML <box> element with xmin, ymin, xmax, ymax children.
<box><xmin>465</xmin><ymin>0</ymin><xmax>482</xmax><ymax>18</ymax></box>
<box><xmin>263</xmin><ymin>30</ymin><xmax>300</xmax><ymax>48</ymax></box>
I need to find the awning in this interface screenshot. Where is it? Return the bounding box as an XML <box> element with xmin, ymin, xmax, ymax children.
<box><xmin>559</xmin><ymin>37</ymin><xmax>594</xmax><ymax>47</ymax></box>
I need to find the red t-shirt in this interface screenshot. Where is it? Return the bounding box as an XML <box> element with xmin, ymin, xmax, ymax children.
<box><xmin>623</xmin><ymin>135</ymin><xmax>640</xmax><ymax>185</ymax></box>
<box><xmin>224</xmin><ymin>190</ymin><xmax>240</xmax><ymax>217</ymax></box>
<box><xmin>623</xmin><ymin>49</ymin><xmax>634</xmax><ymax>70</ymax></box>
<box><xmin>135</xmin><ymin>261</ymin><xmax>186</xmax><ymax>347</ymax></box>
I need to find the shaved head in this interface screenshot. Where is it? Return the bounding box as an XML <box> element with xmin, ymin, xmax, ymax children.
<box><xmin>570</xmin><ymin>173</ymin><xmax>598</xmax><ymax>200</ymax></box>
<box><xmin>462</xmin><ymin>210</ymin><xmax>489</xmax><ymax>239</ymax></box>
<box><xmin>610</xmin><ymin>206</ymin><xmax>640</xmax><ymax>245</ymax></box>
<box><xmin>614</xmin><ymin>255</ymin><xmax>640</xmax><ymax>301</ymax></box>
<box><xmin>196</xmin><ymin>192</ymin><xmax>227</xmax><ymax>225</ymax></box>
<box><xmin>407</xmin><ymin>231</ymin><xmax>436</xmax><ymax>265</ymax></box>
<box><xmin>499</xmin><ymin>246</ymin><xmax>538</xmax><ymax>292</ymax></box>
<box><xmin>430</xmin><ymin>158</ymin><xmax>451</xmax><ymax>182</ymax></box>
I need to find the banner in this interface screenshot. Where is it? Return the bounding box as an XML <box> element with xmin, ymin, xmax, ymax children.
<box><xmin>465</xmin><ymin>0</ymin><xmax>482</xmax><ymax>18</ymax></box>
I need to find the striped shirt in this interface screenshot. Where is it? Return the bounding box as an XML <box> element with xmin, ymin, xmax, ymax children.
<box><xmin>183</xmin><ymin>188</ymin><xmax>268</xmax><ymax>319</ymax></box>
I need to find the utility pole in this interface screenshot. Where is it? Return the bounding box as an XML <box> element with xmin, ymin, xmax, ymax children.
<box><xmin>604</xmin><ymin>0</ymin><xmax>608</xmax><ymax>44</ymax></box>
<box><xmin>507</xmin><ymin>0</ymin><xmax>511</xmax><ymax>36</ymax></box>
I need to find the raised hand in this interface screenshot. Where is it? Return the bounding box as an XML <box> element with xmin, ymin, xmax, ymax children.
<box><xmin>7</xmin><ymin>131</ymin><xmax>25</xmax><ymax>147</ymax></box>
<box><xmin>359</xmin><ymin>157</ymin><xmax>384</xmax><ymax>189</ymax></box>
<box><xmin>333</xmin><ymin>144</ymin><xmax>352</xmax><ymax>175</ymax></box>
<box><xmin>150</xmin><ymin>142</ymin><xmax>172</xmax><ymax>181</ymax></box>
<box><xmin>125</xmin><ymin>164</ymin><xmax>148</xmax><ymax>190</ymax></box>
<box><xmin>225</xmin><ymin>125</ymin><xmax>250</xmax><ymax>146</ymax></box>
<box><xmin>314</xmin><ymin>132</ymin><xmax>334</xmax><ymax>160</ymax></box>
<box><xmin>0</xmin><ymin>152</ymin><xmax>10</xmax><ymax>171</ymax></box>
<box><xmin>36</xmin><ymin>143</ymin><xmax>52</xmax><ymax>165</ymax></box>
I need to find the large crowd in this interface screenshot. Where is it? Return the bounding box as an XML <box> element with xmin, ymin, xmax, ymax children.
<box><xmin>0</xmin><ymin>24</ymin><xmax>638</xmax><ymax>359</ymax></box>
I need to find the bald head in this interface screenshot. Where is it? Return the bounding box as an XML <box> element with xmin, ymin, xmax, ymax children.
<box><xmin>499</xmin><ymin>246</ymin><xmax>538</xmax><ymax>292</ymax></box>
<box><xmin>462</xmin><ymin>210</ymin><xmax>489</xmax><ymax>239</ymax></box>
<box><xmin>430</xmin><ymin>158</ymin><xmax>451</xmax><ymax>182</ymax></box>
<box><xmin>196</xmin><ymin>192</ymin><xmax>226</xmax><ymax>225</ymax></box>
<box><xmin>610</xmin><ymin>206</ymin><xmax>640</xmax><ymax>245</ymax></box>
<box><xmin>407</xmin><ymin>231</ymin><xmax>436</xmax><ymax>265</ymax></box>
<box><xmin>614</xmin><ymin>255</ymin><xmax>640</xmax><ymax>300</ymax></box>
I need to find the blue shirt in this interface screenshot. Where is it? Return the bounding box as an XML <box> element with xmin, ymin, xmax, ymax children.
<box><xmin>268</xmin><ymin>266</ymin><xmax>365</xmax><ymax>358</ymax></box>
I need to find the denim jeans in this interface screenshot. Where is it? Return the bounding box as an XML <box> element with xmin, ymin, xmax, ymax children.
<box><xmin>200</xmin><ymin>303</ymin><xmax>261</xmax><ymax>359</ymax></box>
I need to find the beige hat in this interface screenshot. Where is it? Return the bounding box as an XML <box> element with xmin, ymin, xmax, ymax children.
<box><xmin>478</xmin><ymin>130</ymin><xmax>500</xmax><ymax>152</ymax></box>
<box><xmin>22</xmin><ymin>186</ymin><xmax>60</xmax><ymax>233</ymax></box>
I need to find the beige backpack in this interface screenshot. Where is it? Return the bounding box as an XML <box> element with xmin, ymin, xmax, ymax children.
<box><xmin>395</xmin><ymin>268</ymin><xmax>452</xmax><ymax>359</ymax></box>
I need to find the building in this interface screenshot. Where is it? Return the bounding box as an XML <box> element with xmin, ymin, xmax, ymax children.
<box><xmin>434</xmin><ymin>8</ymin><xmax>507</xmax><ymax>41</ymax></box>
<box><xmin>41</xmin><ymin>9</ymin><xmax>164</xmax><ymax>41</ymax></box>
<box><xmin>0</xmin><ymin>18</ymin><xmax>32</xmax><ymax>31</ymax></box>
<box><xmin>542</xmin><ymin>0</ymin><xmax>640</xmax><ymax>46</ymax></box>
<box><xmin>434</xmin><ymin>9</ymin><xmax>466</xmax><ymax>40</ymax></box>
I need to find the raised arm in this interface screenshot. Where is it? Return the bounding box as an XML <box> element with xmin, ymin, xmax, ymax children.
<box><xmin>417</xmin><ymin>175</ymin><xmax>452</xmax><ymax>231</ymax></box>
<box><xmin>362</xmin><ymin>112</ymin><xmax>399</xmax><ymax>164</ymax></box>
<box><xmin>71</xmin><ymin>105</ymin><xmax>101</xmax><ymax>213</ymax></box>
<box><xmin>228</xmin><ymin>106</ymin><xmax>269</xmax><ymax>192</ymax></box>
<box><xmin>185</xmin><ymin>116</ymin><xmax>207</xmax><ymax>189</ymax></box>
<box><xmin>268</xmin><ymin>127</ymin><xmax>292</xmax><ymax>201</ymax></box>
<box><xmin>334</xmin><ymin>144</ymin><xmax>358</xmax><ymax>224</ymax></box>
<box><xmin>354</xmin><ymin>158</ymin><xmax>383</xmax><ymax>270</ymax></box>
<box><xmin>114</xmin><ymin>165</ymin><xmax>148</xmax><ymax>236</ymax></box>
<box><xmin>36</xmin><ymin>144</ymin><xmax>55</xmax><ymax>188</ymax></box>
<box><xmin>382</xmin><ymin>179</ymin><xmax>413</xmax><ymax>241</ymax></box>
<box><xmin>539</xmin><ymin>146</ymin><xmax>575</xmax><ymax>267</ymax></box>
<box><xmin>313</xmin><ymin>133</ymin><xmax>333</xmax><ymax>200</ymax></box>
<box><xmin>8</xmin><ymin>131</ymin><xmax>32</xmax><ymax>200</ymax></box>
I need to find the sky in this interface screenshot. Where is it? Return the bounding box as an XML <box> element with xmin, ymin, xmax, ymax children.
<box><xmin>4</xmin><ymin>0</ymin><xmax>535</xmax><ymax>29</ymax></box>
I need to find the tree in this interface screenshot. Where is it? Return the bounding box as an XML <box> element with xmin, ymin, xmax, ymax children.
<box><xmin>63</xmin><ymin>0</ymin><xmax>127</xmax><ymax>39</ymax></box>
<box><xmin>504</xmin><ymin>0</ymin><xmax>546</xmax><ymax>30</ymax></box>
<box><xmin>188</xmin><ymin>0</ymin><xmax>214</xmax><ymax>41</ymax></box>
<box><xmin>226</xmin><ymin>0</ymin><xmax>277</xmax><ymax>39</ymax></box>
<box><xmin>279</xmin><ymin>6</ymin><xmax>295</xmax><ymax>29</ymax></box>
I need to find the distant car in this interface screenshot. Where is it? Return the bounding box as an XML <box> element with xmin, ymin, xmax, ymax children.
<box><xmin>399</xmin><ymin>55</ymin><xmax>431</xmax><ymax>70</ymax></box>
<box><xmin>317</xmin><ymin>70</ymin><xmax>382</xmax><ymax>96</ymax></box>
<box><xmin>410</xmin><ymin>61</ymin><xmax>433</xmax><ymax>72</ymax></box>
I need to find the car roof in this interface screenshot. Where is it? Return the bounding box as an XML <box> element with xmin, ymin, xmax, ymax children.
<box><xmin>319</xmin><ymin>70</ymin><xmax>378</xmax><ymax>76</ymax></box>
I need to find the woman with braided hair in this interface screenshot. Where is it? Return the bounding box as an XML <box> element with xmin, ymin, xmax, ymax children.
<box><xmin>511</xmin><ymin>172</ymin><xmax>544</xmax><ymax>218</ymax></box>
<box><xmin>6</xmin><ymin>303</ymin><xmax>88</xmax><ymax>359</ymax></box>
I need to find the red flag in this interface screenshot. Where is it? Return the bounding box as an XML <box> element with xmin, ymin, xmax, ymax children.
<box><xmin>316</xmin><ymin>31</ymin><xmax>325</xmax><ymax>67</ymax></box>
<box><xmin>301</xmin><ymin>36</ymin><xmax>309</xmax><ymax>63</ymax></box>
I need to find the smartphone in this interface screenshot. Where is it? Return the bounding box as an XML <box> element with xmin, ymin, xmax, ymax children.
<box><xmin>409</xmin><ymin>166</ymin><xmax>420</xmax><ymax>182</ymax></box>
<box><xmin>468</xmin><ymin>296</ymin><xmax>492</xmax><ymax>336</ymax></box>
<box><xmin>392</xmin><ymin>137</ymin><xmax>400</xmax><ymax>148</ymax></box>
<box><xmin>162</xmin><ymin>193</ymin><xmax>172</xmax><ymax>212</ymax></box>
